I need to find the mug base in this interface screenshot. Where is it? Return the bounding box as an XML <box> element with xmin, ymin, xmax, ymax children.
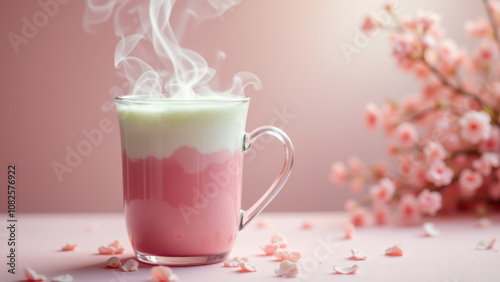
<box><xmin>136</xmin><ymin>250</ymin><xmax>230</xmax><ymax>266</ymax></box>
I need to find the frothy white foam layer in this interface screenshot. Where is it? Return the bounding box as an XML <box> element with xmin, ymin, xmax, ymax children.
<box><xmin>116</xmin><ymin>100</ymin><xmax>249</xmax><ymax>159</ymax></box>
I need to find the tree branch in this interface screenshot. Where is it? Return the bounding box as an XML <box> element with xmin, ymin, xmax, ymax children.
<box><xmin>482</xmin><ymin>0</ymin><xmax>500</xmax><ymax>51</ymax></box>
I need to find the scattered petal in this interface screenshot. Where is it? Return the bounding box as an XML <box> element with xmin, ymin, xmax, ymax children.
<box><xmin>274</xmin><ymin>250</ymin><xmax>301</xmax><ymax>262</ymax></box>
<box><xmin>261</xmin><ymin>243</ymin><xmax>280</xmax><ymax>255</ymax></box>
<box><xmin>51</xmin><ymin>274</ymin><xmax>73</xmax><ymax>282</ymax></box>
<box><xmin>275</xmin><ymin>260</ymin><xmax>299</xmax><ymax>278</ymax></box>
<box><xmin>223</xmin><ymin>257</ymin><xmax>248</xmax><ymax>267</ymax></box>
<box><xmin>24</xmin><ymin>267</ymin><xmax>47</xmax><ymax>281</ymax></box>
<box><xmin>108</xmin><ymin>240</ymin><xmax>120</xmax><ymax>249</ymax></box>
<box><xmin>121</xmin><ymin>259</ymin><xmax>139</xmax><ymax>272</ymax></box>
<box><xmin>151</xmin><ymin>266</ymin><xmax>178</xmax><ymax>281</ymax></box>
<box><xmin>423</xmin><ymin>222</ymin><xmax>439</xmax><ymax>237</ymax></box>
<box><xmin>345</xmin><ymin>223</ymin><xmax>355</xmax><ymax>239</ymax></box>
<box><xmin>239</xmin><ymin>261</ymin><xmax>257</xmax><ymax>272</ymax></box>
<box><xmin>476</xmin><ymin>238</ymin><xmax>496</xmax><ymax>250</ymax></box>
<box><xmin>271</xmin><ymin>233</ymin><xmax>288</xmax><ymax>248</ymax></box>
<box><xmin>98</xmin><ymin>246</ymin><xmax>114</xmax><ymax>255</ymax></box>
<box><xmin>256</xmin><ymin>218</ymin><xmax>271</xmax><ymax>229</ymax></box>
<box><xmin>98</xmin><ymin>240</ymin><xmax>125</xmax><ymax>255</ymax></box>
<box><xmin>333</xmin><ymin>264</ymin><xmax>359</xmax><ymax>274</ymax></box>
<box><xmin>385</xmin><ymin>244</ymin><xmax>404</xmax><ymax>256</ymax></box>
<box><xmin>301</xmin><ymin>221</ymin><xmax>314</xmax><ymax>229</ymax></box>
<box><xmin>104</xmin><ymin>257</ymin><xmax>121</xmax><ymax>268</ymax></box>
<box><xmin>477</xmin><ymin>218</ymin><xmax>492</xmax><ymax>228</ymax></box>
<box><xmin>61</xmin><ymin>243</ymin><xmax>77</xmax><ymax>251</ymax></box>
<box><xmin>350</xmin><ymin>248</ymin><xmax>367</xmax><ymax>260</ymax></box>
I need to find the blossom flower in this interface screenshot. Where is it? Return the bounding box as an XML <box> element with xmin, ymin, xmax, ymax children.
<box><xmin>329</xmin><ymin>162</ymin><xmax>347</xmax><ymax>188</ymax></box>
<box><xmin>373</xmin><ymin>203</ymin><xmax>390</xmax><ymax>225</ymax></box>
<box><xmin>395</xmin><ymin>122</ymin><xmax>418</xmax><ymax>148</ymax></box>
<box><xmin>409</xmin><ymin>165</ymin><xmax>427</xmax><ymax>188</ymax></box>
<box><xmin>401</xmin><ymin>94</ymin><xmax>422</xmax><ymax>113</ymax></box>
<box><xmin>458</xmin><ymin>169</ymin><xmax>483</xmax><ymax>197</ymax></box>
<box><xmin>385</xmin><ymin>2</ymin><xmax>399</xmax><ymax>13</ymax></box>
<box><xmin>488</xmin><ymin>182</ymin><xmax>500</xmax><ymax>200</ymax></box>
<box><xmin>464</xmin><ymin>17</ymin><xmax>492</xmax><ymax>38</ymax></box>
<box><xmin>423</xmin><ymin>141</ymin><xmax>446</xmax><ymax>161</ymax></box>
<box><xmin>459</xmin><ymin>111</ymin><xmax>492</xmax><ymax>144</ymax></box>
<box><xmin>344</xmin><ymin>199</ymin><xmax>358</xmax><ymax>212</ymax></box>
<box><xmin>387</xmin><ymin>143</ymin><xmax>399</xmax><ymax>155</ymax></box>
<box><xmin>425</xmin><ymin>159</ymin><xmax>454</xmax><ymax>187</ymax></box>
<box><xmin>369</xmin><ymin>178</ymin><xmax>395</xmax><ymax>203</ymax></box>
<box><xmin>479</xmin><ymin>126</ymin><xmax>500</xmax><ymax>152</ymax></box>
<box><xmin>489</xmin><ymin>1</ymin><xmax>500</xmax><ymax>22</ymax></box>
<box><xmin>372</xmin><ymin>161</ymin><xmax>388</xmax><ymax>179</ymax></box>
<box><xmin>391</xmin><ymin>33</ymin><xmax>416</xmax><ymax>68</ymax></box>
<box><xmin>444</xmin><ymin>134</ymin><xmax>461</xmax><ymax>151</ymax></box>
<box><xmin>382</xmin><ymin>103</ymin><xmax>399</xmax><ymax>136</ymax></box>
<box><xmin>472</xmin><ymin>39</ymin><xmax>499</xmax><ymax>71</ymax></box>
<box><xmin>349</xmin><ymin>177</ymin><xmax>364</xmax><ymax>194</ymax></box>
<box><xmin>413</xmin><ymin>63</ymin><xmax>432</xmax><ymax>79</ymax></box>
<box><xmin>472</xmin><ymin>152</ymin><xmax>500</xmax><ymax>176</ymax></box>
<box><xmin>364</xmin><ymin>103</ymin><xmax>381</xmax><ymax>132</ymax></box>
<box><xmin>437</xmin><ymin>39</ymin><xmax>464</xmax><ymax>75</ymax></box>
<box><xmin>401</xmin><ymin>15</ymin><xmax>418</xmax><ymax>30</ymax></box>
<box><xmin>422</xmin><ymin>82</ymin><xmax>444</xmax><ymax>101</ymax></box>
<box><xmin>362</xmin><ymin>14</ymin><xmax>378</xmax><ymax>35</ymax></box>
<box><xmin>415</xmin><ymin>10</ymin><xmax>441</xmax><ymax>29</ymax></box>
<box><xmin>398</xmin><ymin>194</ymin><xmax>421</xmax><ymax>224</ymax></box>
<box><xmin>417</xmin><ymin>189</ymin><xmax>442</xmax><ymax>216</ymax></box>
<box><xmin>348</xmin><ymin>156</ymin><xmax>365</xmax><ymax>176</ymax></box>
<box><xmin>351</xmin><ymin>207</ymin><xmax>369</xmax><ymax>226</ymax></box>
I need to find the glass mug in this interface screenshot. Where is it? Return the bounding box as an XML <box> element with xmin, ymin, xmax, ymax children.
<box><xmin>115</xmin><ymin>96</ymin><xmax>294</xmax><ymax>265</ymax></box>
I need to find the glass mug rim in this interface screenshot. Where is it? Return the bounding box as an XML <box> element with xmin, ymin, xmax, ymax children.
<box><xmin>115</xmin><ymin>95</ymin><xmax>250</xmax><ymax>105</ymax></box>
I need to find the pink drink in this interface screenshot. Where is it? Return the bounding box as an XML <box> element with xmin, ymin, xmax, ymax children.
<box><xmin>116</xmin><ymin>99</ymin><xmax>248</xmax><ymax>261</ymax></box>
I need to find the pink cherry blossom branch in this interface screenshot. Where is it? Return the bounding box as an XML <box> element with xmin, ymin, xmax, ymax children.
<box><xmin>421</xmin><ymin>57</ymin><xmax>481</xmax><ymax>104</ymax></box>
<box><xmin>407</xmin><ymin>105</ymin><xmax>440</xmax><ymax>121</ymax></box>
<box><xmin>419</xmin><ymin>56</ymin><xmax>499</xmax><ymax>121</ymax></box>
<box><xmin>482</xmin><ymin>0</ymin><xmax>500</xmax><ymax>51</ymax></box>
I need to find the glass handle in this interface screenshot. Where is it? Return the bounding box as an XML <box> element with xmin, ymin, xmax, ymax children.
<box><xmin>239</xmin><ymin>126</ymin><xmax>294</xmax><ymax>230</ymax></box>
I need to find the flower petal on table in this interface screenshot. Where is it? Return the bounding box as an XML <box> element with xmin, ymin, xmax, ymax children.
<box><xmin>24</xmin><ymin>267</ymin><xmax>47</xmax><ymax>281</ymax></box>
<box><xmin>423</xmin><ymin>222</ymin><xmax>439</xmax><ymax>237</ymax></box>
<box><xmin>333</xmin><ymin>264</ymin><xmax>359</xmax><ymax>274</ymax></box>
<box><xmin>275</xmin><ymin>260</ymin><xmax>298</xmax><ymax>277</ymax></box>
<box><xmin>476</xmin><ymin>238</ymin><xmax>496</xmax><ymax>250</ymax></box>
<box><xmin>104</xmin><ymin>257</ymin><xmax>121</xmax><ymax>268</ymax></box>
<box><xmin>51</xmin><ymin>274</ymin><xmax>73</xmax><ymax>282</ymax></box>
<box><xmin>351</xmin><ymin>248</ymin><xmax>367</xmax><ymax>260</ymax></box>
<box><xmin>385</xmin><ymin>244</ymin><xmax>404</xmax><ymax>256</ymax></box>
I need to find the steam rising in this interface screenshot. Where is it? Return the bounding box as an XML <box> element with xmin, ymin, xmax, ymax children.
<box><xmin>83</xmin><ymin>0</ymin><xmax>261</xmax><ymax>99</ymax></box>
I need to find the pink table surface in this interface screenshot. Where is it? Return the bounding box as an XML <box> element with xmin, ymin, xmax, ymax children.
<box><xmin>1</xmin><ymin>212</ymin><xmax>499</xmax><ymax>282</ymax></box>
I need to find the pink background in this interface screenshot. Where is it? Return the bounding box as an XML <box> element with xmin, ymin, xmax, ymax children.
<box><xmin>0</xmin><ymin>0</ymin><xmax>484</xmax><ymax>212</ymax></box>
